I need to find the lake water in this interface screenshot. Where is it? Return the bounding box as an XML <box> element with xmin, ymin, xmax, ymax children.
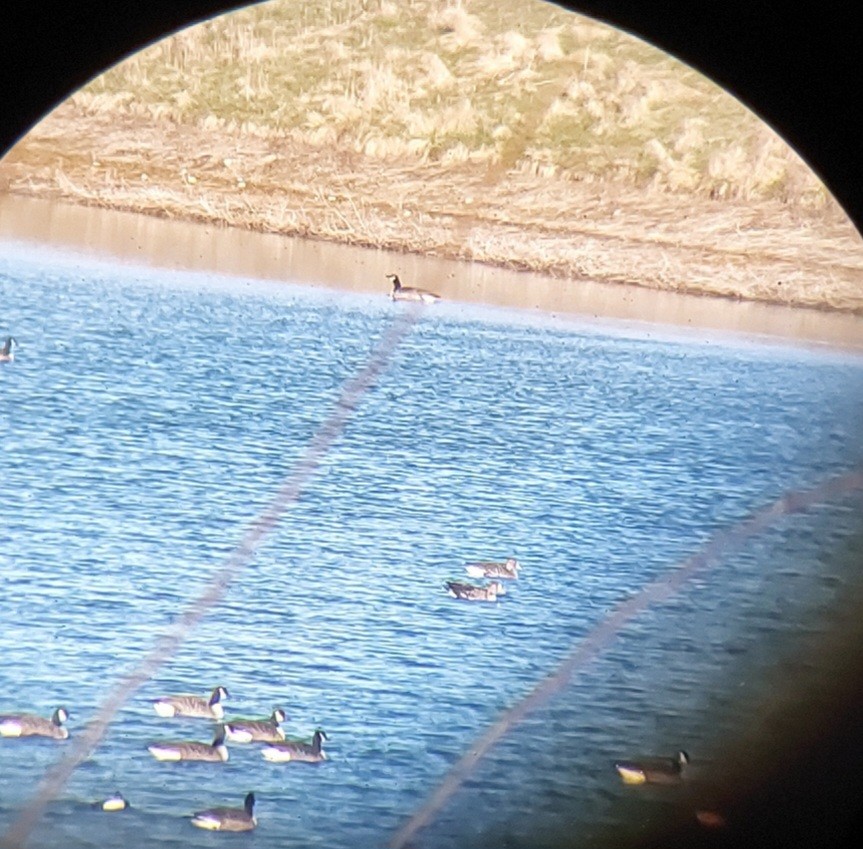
<box><xmin>1</xmin><ymin>239</ymin><xmax>863</xmax><ymax>849</ymax></box>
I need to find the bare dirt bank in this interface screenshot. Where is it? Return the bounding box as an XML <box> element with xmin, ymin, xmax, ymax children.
<box><xmin>2</xmin><ymin>102</ymin><xmax>863</xmax><ymax>316</ymax></box>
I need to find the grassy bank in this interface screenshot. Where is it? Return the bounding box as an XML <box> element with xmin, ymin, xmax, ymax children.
<box><xmin>1</xmin><ymin>0</ymin><xmax>861</xmax><ymax>312</ymax></box>
<box><xmin>70</xmin><ymin>0</ymin><xmax>829</xmax><ymax>201</ymax></box>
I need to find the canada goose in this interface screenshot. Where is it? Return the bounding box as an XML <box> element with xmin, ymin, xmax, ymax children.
<box><xmin>92</xmin><ymin>792</ymin><xmax>129</xmax><ymax>812</ymax></box>
<box><xmin>191</xmin><ymin>791</ymin><xmax>257</xmax><ymax>831</ymax></box>
<box><xmin>0</xmin><ymin>707</ymin><xmax>69</xmax><ymax>739</ymax></box>
<box><xmin>261</xmin><ymin>729</ymin><xmax>328</xmax><ymax>763</ymax></box>
<box><xmin>386</xmin><ymin>273</ymin><xmax>440</xmax><ymax>304</ymax></box>
<box><xmin>147</xmin><ymin>727</ymin><xmax>229</xmax><ymax>762</ymax></box>
<box><xmin>152</xmin><ymin>686</ymin><xmax>229</xmax><ymax>719</ymax></box>
<box><xmin>444</xmin><ymin>580</ymin><xmax>505</xmax><ymax>602</ymax></box>
<box><xmin>464</xmin><ymin>558</ymin><xmax>521</xmax><ymax>580</ymax></box>
<box><xmin>0</xmin><ymin>337</ymin><xmax>16</xmax><ymax>363</ymax></box>
<box><xmin>614</xmin><ymin>750</ymin><xmax>690</xmax><ymax>785</ymax></box>
<box><xmin>224</xmin><ymin>708</ymin><xmax>287</xmax><ymax>743</ymax></box>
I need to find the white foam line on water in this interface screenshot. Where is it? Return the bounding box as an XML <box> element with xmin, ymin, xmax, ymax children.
<box><xmin>0</xmin><ymin>304</ymin><xmax>422</xmax><ymax>849</ymax></box>
<box><xmin>388</xmin><ymin>468</ymin><xmax>863</xmax><ymax>849</ymax></box>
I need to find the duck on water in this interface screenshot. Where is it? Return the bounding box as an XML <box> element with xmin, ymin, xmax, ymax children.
<box><xmin>386</xmin><ymin>274</ymin><xmax>441</xmax><ymax>304</ymax></box>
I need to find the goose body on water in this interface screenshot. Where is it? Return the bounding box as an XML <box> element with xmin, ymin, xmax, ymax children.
<box><xmin>444</xmin><ymin>580</ymin><xmax>505</xmax><ymax>602</ymax></box>
<box><xmin>614</xmin><ymin>750</ymin><xmax>690</xmax><ymax>785</ymax></box>
<box><xmin>261</xmin><ymin>729</ymin><xmax>328</xmax><ymax>763</ymax></box>
<box><xmin>0</xmin><ymin>336</ymin><xmax>17</xmax><ymax>363</ymax></box>
<box><xmin>152</xmin><ymin>686</ymin><xmax>229</xmax><ymax>719</ymax></box>
<box><xmin>147</xmin><ymin>728</ymin><xmax>229</xmax><ymax>762</ymax></box>
<box><xmin>464</xmin><ymin>558</ymin><xmax>521</xmax><ymax>580</ymax></box>
<box><xmin>224</xmin><ymin>708</ymin><xmax>287</xmax><ymax>743</ymax></box>
<box><xmin>0</xmin><ymin>707</ymin><xmax>69</xmax><ymax>739</ymax></box>
<box><xmin>191</xmin><ymin>792</ymin><xmax>257</xmax><ymax>831</ymax></box>
<box><xmin>92</xmin><ymin>792</ymin><xmax>129</xmax><ymax>812</ymax></box>
<box><xmin>386</xmin><ymin>273</ymin><xmax>440</xmax><ymax>304</ymax></box>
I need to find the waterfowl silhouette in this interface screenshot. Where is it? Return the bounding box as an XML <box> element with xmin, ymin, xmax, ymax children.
<box><xmin>190</xmin><ymin>791</ymin><xmax>256</xmax><ymax>831</ymax></box>
<box><xmin>152</xmin><ymin>686</ymin><xmax>229</xmax><ymax>719</ymax></box>
<box><xmin>147</xmin><ymin>727</ymin><xmax>229</xmax><ymax>762</ymax></box>
<box><xmin>0</xmin><ymin>707</ymin><xmax>69</xmax><ymax>739</ymax></box>
<box><xmin>261</xmin><ymin>729</ymin><xmax>328</xmax><ymax>763</ymax></box>
<box><xmin>92</xmin><ymin>792</ymin><xmax>129</xmax><ymax>812</ymax></box>
<box><xmin>614</xmin><ymin>750</ymin><xmax>690</xmax><ymax>785</ymax></box>
<box><xmin>464</xmin><ymin>558</ymin><xmax>521</xmax><ymax>580</ymax></box>
<box><xmin>386</xmin><ymin>273</ymin><xmax>440</xmax><ymax>304</ymax></box>
<box><xmin>0</xmin><ymin>336</ymin><xmax>16</xmax><ymax>362</ymax></box>
<box><xmin>444</xmin><ymin>580</ymin><xmax>505</xmax><ymax>602</ymax></box>
<box><xmin>224</xmin><ymin>708</ymin><xmax>287</xmax><ymax>743</ymax></box>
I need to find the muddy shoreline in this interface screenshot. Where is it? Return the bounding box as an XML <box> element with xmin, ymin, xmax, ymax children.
<box><xmin>2</xmin><ymin>193</ymin><xmax>862</xmax><ymax>354</ymax></box>
<box><xmin>3</xmin><ymin>104</ymin><xmax>863</xmax><ymax>318</ymax></box>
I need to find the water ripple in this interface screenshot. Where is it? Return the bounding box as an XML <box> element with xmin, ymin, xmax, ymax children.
<box><xmin>1</xmin><ymin>249</ymin><xmax>863</xmax><ymax>848</ymax></box>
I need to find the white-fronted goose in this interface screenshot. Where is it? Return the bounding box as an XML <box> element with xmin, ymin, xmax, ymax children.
<box><xmin>464</xmin><ymin>558</ymin><xmax>521</xmax><ymax>580</ymax></box>
<box><xmin>444</xmin><ymin>580</ymin><xmax>505</xmax><ymax>602</ymax></box>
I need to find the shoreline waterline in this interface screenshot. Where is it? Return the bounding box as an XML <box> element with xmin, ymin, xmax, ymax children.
<box><xmin>2</xmin><ymin>193</ymin><xmax>862</xmax><ymax>353</ymax></box>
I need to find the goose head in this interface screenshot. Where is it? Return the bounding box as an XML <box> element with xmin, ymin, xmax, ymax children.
<box><xmin>209</xmin><ymin>686</ymin><xmax>229</xmax><ymax>705</ymax></box>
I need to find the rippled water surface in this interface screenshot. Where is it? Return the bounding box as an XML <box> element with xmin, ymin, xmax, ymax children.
<box><xmin>2</xmin><ymin>244</ymin><xmax>863</xmax><ymax>849</ymax></box>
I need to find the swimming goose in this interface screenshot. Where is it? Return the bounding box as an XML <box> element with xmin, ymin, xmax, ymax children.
<box><xmin>386</xmin><ymin>273</ymin><xmax>441</xmax><ymax>304</ymax></box>
<box><xmin>0</xmin><ymin>707</ymin><xmax>69</xmax><ymax>739</ymax></box>
<box><xmin>224</xmin><ymin>708</ymin><xmax>287</xmax><ymax>743</ymax></box>
<box><xmin>614</xmin><ymin>750</ymin><xmax>690</xmax><ymax>785</ymax></box>
<box><xmin>191</xmin><ymin>792</ymin><xmax>257</xmax><ymax>831</ymax></box>
<box><xmin>92</xmin><ymin>792</ymin><xmax>129</xmax><ymax>812</ymax></box>
<box><xmin>464</xmin><ymin>558</ymin><xmax>521</xmax><ymax>580</ymax></box>
<box><xmin>444</xmin><ymin>580</ymin><xmax>506</xmax><ymax>602</ymax></box>
<box><xmin>261</xmin><ymin>729</ymin><xmax>328</xmax><ymax>763</ymax></box>
<box><xmin>152</xmin><ymin>686</ymin><xmax>229</xmax><ymax>719</ymax></box>
<box><xmin>0</xmin><ymin>337</ymin><xmax>16</xmax><ymax>363</ymax></box>
<box><xmin>147</xmin><ymin>727</ymin><xmax>229</xmax><ymax>762</ymax></box>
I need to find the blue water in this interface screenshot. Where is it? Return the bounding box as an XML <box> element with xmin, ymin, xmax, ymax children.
<box><xmin>2</xmin><ymin>243</ymin><xmax>863</xmax><ymax>849</ymax></box>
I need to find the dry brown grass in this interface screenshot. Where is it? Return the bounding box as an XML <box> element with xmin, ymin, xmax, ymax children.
<box><xmin>1</xmin><ymin>0</ymin><xmax>861</xmax><ymax>313</ymax></box>
<box><xmin>56</xmin><ymin>0</ymin><xmax>832</xmax><ymax>202</ymax></box>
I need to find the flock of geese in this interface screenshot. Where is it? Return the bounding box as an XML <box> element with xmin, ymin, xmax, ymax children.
<box><xmin>438</xmin><ymin>560</ymin><xmax>702</xmax><ymax>814</ymax></box>
<box><xmin>444</xmin><ymin>557</ymin><xmax>521</xmax><ymax>602</ymax></box>
<box><xmin>2</xmin><ymin>278</ymin><xmax>705</xmax><ymax>835</ymax></box>
<box><xmin>0</xmin><ymin>594</ymin><xmax>698</xmax><ymax>836</ymax></box>
<box><xmin>0</xmin><ymin>688</ymin><xmax>329</xmax><ymax>832</ymax></box>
